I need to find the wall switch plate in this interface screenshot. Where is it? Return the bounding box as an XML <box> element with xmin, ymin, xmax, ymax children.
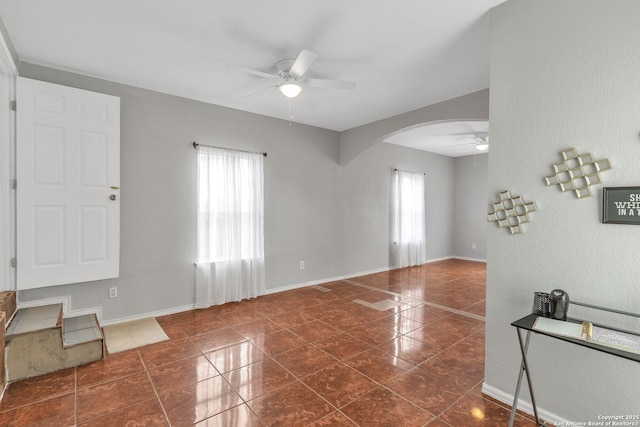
<box><xmin>472</xmin><ymin>243</ymin><xmax>477</xmax><ymax>250</ymax></box>
<box><xmin>300</xmin><ymin>261</ymin><xmax>305</xmax><ymax>269</ymax></box>
<box><xmin>109</xmin><ymin>287</ymin><xmax>117</xmax><ymax>298</ymax></box>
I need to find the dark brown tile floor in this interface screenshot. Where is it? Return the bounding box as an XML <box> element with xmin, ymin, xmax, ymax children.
<box><xmin>0</xmin><ymin>259</ymin><xmax>540</xmax><ymax>426</ymax></box>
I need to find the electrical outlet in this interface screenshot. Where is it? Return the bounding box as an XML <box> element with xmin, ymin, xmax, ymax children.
<box><xmin>109</xmin><ymin>287</ymin><xmax>117</xmax><ymax>298</ymax></box>
<box><xmin>300</xmin><ymin>261</ymin><xmax>305</xmax><ymax>270</ymax></box>
<box><xmin>471</xmin><ymin>243</ymin><xmax>477</xmax><ymax>250</ymax></box>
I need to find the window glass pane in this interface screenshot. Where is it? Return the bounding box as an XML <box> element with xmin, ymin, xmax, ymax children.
<box><xmin>197</xmin><ymin>148</ymin><xmax>263</xmax><ymax>263</ymax></box>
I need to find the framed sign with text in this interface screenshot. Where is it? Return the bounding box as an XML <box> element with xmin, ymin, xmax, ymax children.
<box><xmin>603</xmin><ymin>187</ymin><xmax>640</xmax><ymax>224</ymax></box>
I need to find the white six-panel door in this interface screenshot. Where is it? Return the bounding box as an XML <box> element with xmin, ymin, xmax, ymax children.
<box><xmin>16</xmin><ymin>77</ymin><xmax>120</xmax><ymax>290</ymax></box>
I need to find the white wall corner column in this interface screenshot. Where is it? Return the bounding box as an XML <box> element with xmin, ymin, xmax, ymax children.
<box><xmin>0</xmin><ymin>23</ymin><xmax>17</xmax><ymax>292</ymax></box>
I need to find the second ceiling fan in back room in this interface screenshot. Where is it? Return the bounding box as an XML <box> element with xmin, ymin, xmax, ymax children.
<box><xmin>447</xmin><ymin>132</ymin><xmax>490</xmax><ymax>152</ymax></box>
<box><xmin>228</xmin><ymin>49</ymin><xmax>356</xmax><ymax>99</ymax></box>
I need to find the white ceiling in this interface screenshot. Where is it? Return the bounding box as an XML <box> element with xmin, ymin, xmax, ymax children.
<box><xmin>385</xmin><ymin>120</ymin><xmax>489</xmax><ymax>157</ymax></box>
<box><xmin>0</xmin><ymin>0</ymin><xmax>503</xmax><ymax>154</ymax></box>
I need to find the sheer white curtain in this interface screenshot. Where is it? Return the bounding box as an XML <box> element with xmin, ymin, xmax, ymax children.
<box><xmin>196</xmin><ymin>146</ymin><xmax>265</xmax><ymax>308</ymax></box>
<box><xmin>391</xmin><ymin>170</ymin><xmax>427</xmax><ymax>267</ymax></box>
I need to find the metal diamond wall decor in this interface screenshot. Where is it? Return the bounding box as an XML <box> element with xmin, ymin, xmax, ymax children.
<box><xmin>488</xmin><ymin>190</ymin><xmax>538</xmax><ymax>235</ymax></box>
<box><xmin>545</xmin><ymin>148</ymin><xmax>611</xmax><ymax>199</ymax></box>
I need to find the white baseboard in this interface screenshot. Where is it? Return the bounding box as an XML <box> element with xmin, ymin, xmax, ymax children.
<box><xmin>17</xmin><ymin>295</ymin><xmax>104</xmax><ymax>324</ymax></box>
<box><xmin>265</xmin><ymin>274</ymin><xmax>349</xmax><ymax>295</ymax></box>
<box><xmin>427</xmin><ymin>256</ymin><xmax>454</xmax><ymax>263</ymax></box>
<box><xmin>99</xmin><ymin>304</ymin><xmax>195</xmax><ymax>327</ymax></box>
<box><xmin>263</xmin><ymin>257</ymin><xmax>476</xmax><ymax>296</ymax></box>
<box><xmin>265</xmin><ymin>266</ymin><xmax>394</xmax><ymax>295</ymax></box>
<box><xmin>481</xmin><ymin>382</ymin><xmax>568</xmax><ymax>425</ymax></box>
<box><xmin>340</xmin><ymin>256</ymin><xmax>480</xmax><ymax>279</ymax></box>
<box><xmin>17</xmin><ymin>294</ymin><xmax>70</xmax><ymax>312</ymax></box>
<box><xmin>343</xmin><ymin>266</ymin><xmax>392</xmax><ymax>279</ymax></box>
<box><xmin>453</xmin><ymin>256</ymin><xmax>487</xmax><ymax>263</ymax></box>
<box><xmin>16</xmin><ymin>294</ymin><xmax>194</xmax><ymax>327</ymax></box>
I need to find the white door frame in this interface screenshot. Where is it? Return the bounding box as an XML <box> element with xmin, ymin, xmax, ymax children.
<box><xmin>0</xmin><ymin>28</ymin><xmax>17</xmax><ymax>292</ymax></box>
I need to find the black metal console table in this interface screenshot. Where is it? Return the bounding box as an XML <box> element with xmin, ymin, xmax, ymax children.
<box><xmin>509</xmin><ymin>302</ymin><xmax>640</xmax><ymax>427</ymax></box>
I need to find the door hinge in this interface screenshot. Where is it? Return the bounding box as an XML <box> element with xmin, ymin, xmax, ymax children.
<box><xmin>9</xmin><ymin>100</ymin><xmax>16</xmax><ymax>111</ymax></box>
<box><xmin>10</xmin><ymin>258</ymin><xmax>16</xmax><ymax>268</ymax></box>
<box><xmin>10</xmin><ymin>179</ymin><xmax>16</xmax><ymax>190</ymax></box>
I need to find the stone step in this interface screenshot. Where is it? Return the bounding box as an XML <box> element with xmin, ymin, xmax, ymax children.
<box><xmin>0</xmin><ymin>291</ymin><xmax>17</xmax><ymax>396</ymax></box>
<box><xmin>63</xmin><ymin>314</ymin><xmax>103</xmax><ymax>347</ymax></box>
<box><xmin>6</xmin><ymin>304</ymin><xmax>62</xmax><ymax>336</ymax></box>
<box><xmin>5</xmin><ymin>304</ymin><xmax>104</xmax><ymax>382</ymax></box>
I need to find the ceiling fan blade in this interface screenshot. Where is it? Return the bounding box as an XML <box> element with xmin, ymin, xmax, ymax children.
<box><xmin>428</xmin><ymin>131</ymin><xmax>489</xmax><ymax>137</ymax></box>
<box><xmin>444</xmin><ymin>132</ymin><xmax>479</xmax><ymax>136</ymax></box>
<box><xmin>227</xmin><ymin>64</ymin><xmax>280</xmax><ymax>80</ymax></box>
<box><xmin>446</xmin><ymin>142</ymin><xmax>476</xmax><ymax>148</ymax></box>
<box><xmin>289</xmin><ymin>49</ymin><xmax>318</xmax><ymax>79</ymax></box>
<box><xmin>242</xmin><ymin>85</ymin><xmax>277</xmax><ymax>99</ymax></box>
<box><xmin>304</xmin><ymin>78</ymin><xmax>356</xmax><ymax>90</ymax></box>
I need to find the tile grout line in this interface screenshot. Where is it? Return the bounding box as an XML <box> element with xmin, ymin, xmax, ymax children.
<box><xmin>241</xmin><ymin>340</ymin><xmax>341</xmax><ymax>426</ymax></box>
<box><xmin>74</xmin><ymin>369</ymin><xmax>163</xmax><ymax>426</ymax></box>
<box><xmin>299</xmin><ymin>319</ymin><xmax>447</xmax><ymax>425</ymax></box>
<box><xmin>434</xmin><ymin>377</ymin><xmax>486</xmax><ymax>420</ymax></box>
<box><xmin>189</xmin><ymin>331</ymin><xmax>267</xmax><ymax>425</ymax></box>
<box><xmin>377</xmin><ymin>381</ymin><xmax>438</xmax><ymax>423</ymax></box>
<box><xmin>222</xmin><ymin>349</ymin><xmax>283</xmax><ymax>423</ymax></box>
<box><xmin>343</xmin><ymin>279</ymin><xmax>486</xmax><ymax>322</ymax></box>
<box><xmin>74</xmin><ymin>366</ymin><xmax>78</xmax><ymax>427</ymax></box>
<box><xmin>261</xmin><ymin>319</ymin><xmax>402</xmax><ymax>425</ymax></box>
<box><xmin>138</xmin><ymin>349</ymin><xmax>173</xmax><ymax>427</ymax></box>
<box><xmin>0</xmin><ymin>372</ymin><xmax>77</xmax><ymax>414</ymax></box>
<box><xmin>383</xmin><ymin>331</ymin><xmax>487</xmax><ymax>418</ymax></box>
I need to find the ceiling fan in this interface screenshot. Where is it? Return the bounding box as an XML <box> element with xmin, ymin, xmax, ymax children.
<box><xmin>447</xmin><ymin>132</ymin><xmax>490</xmax><ymax>151</ymax></box>
<box><xmin>229</xmin><ymin>49</ymin><xmax>356</xmax><ymax>99</ymax></box>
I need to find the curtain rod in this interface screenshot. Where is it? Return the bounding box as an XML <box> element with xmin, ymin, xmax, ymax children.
<box><xmin>394</xmin><ymin>168</ymin><xmax>425</xmax><ymax>175</ymax></box>
<box><xmin>192</xmin><ymin>141</ymin><xmax>267</xmax><ymax>157</ymax></box>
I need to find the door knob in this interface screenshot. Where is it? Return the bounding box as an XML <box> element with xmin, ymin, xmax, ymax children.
<box><xmin>110</xmin><ymin>194</ymin><xmax>117</xmax><ymax>201</ymax></box>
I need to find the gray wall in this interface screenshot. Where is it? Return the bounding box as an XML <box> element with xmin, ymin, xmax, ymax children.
<box><xmin>486</xmin><ymin>0</ymin><xmax>640</xmax><ymax>421</ymax></box>
<box><xmin>18</xmin><ymin>63</ymin><xmax>344</xmax><ymax>321</ymax></box>
<box><xmin>340</xmin><ymin>142</ymin><xmax>456</xmax><ymax>275</ymax></box>
<box><xmin>16</xmin><ymin>64</ymin><xmax>488</xmax><ymax>323</ymax></box>
<box><xmin>453</xmin><ymin>153</ymin><xmax>488</xmax><ymax>260</ymax></box>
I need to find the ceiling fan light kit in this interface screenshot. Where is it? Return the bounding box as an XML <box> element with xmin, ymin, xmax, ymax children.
<box><xmin>279</xmin><ymin>82</ymin><xmax>302</xmax><ymax>98</ymax></box>
<box><xmin>473</xmin><ymin>132</ymin><xmax>490</xmax><ymax>151</ymax></box>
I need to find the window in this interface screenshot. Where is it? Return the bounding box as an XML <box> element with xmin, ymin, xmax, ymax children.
<box><xmin>197</xmin><ymin>147</ymin><xmax>264</xmax><ymax>263</ymax></box>
<box><xmin>391</xmin><ymin>169</ymin><xmax>427</xmax><ymax>267</ymax></box>
<box><xmin>195</xmin><ymin>146</ymin><xmax>265</xmax><ymax>306</ymax></box>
